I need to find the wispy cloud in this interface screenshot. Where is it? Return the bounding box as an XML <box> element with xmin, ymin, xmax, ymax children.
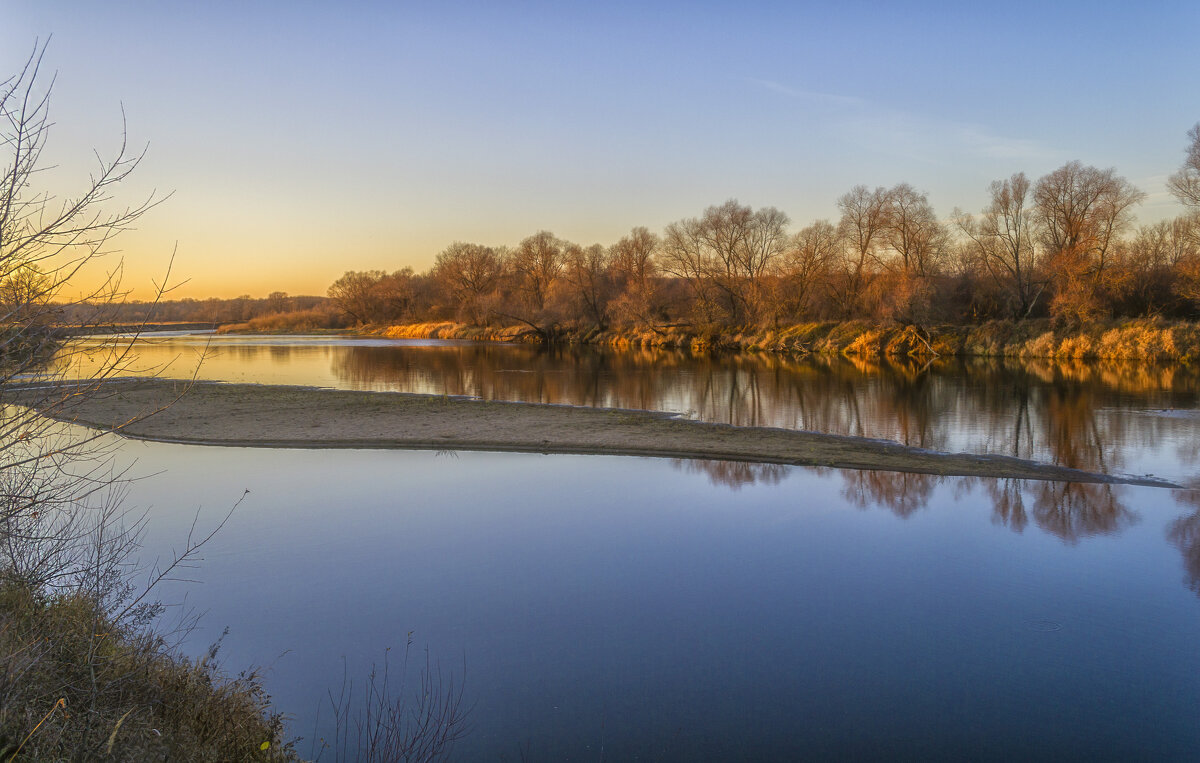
<box><xmin>748</xmin><ymin>76</ymin><xmax>1053</xmax><ymax>164</ymax></box>
<box><xmin>950</xmin><ymin>124</ymin><xmax>1049</xmax><ymax>160</ymax></box>
<box><xmin>745</xmin><ymin>78</ymin><xmax>866</xmax><ymax>108</ymax></box>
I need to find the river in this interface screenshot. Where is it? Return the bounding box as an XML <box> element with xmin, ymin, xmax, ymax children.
<box><xmin>61</xmin><ymin>334</ymin><xmax>1200</xmax><ymax>759</ymax></box>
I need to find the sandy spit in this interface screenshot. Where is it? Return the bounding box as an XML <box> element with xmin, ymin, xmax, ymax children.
<box><xmin>13</xmin><ymin>379</ymin><xmax>1175</xmax><ymax>487</ymax></box>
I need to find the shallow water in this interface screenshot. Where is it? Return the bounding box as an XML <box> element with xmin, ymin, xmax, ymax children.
<box><xmin>123</xmin><ymin>442</ymin><xmax>1200</xmax><ymax>761</ymax></box>
<box><xmin>65</xmin><ymin>333</ymin><xmax>1200</xmax><ymax>484</ymax></box>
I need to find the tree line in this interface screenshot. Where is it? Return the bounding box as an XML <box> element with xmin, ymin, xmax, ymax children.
<box><xmin>56</xmin><ymin>292</ymin><xmax>339</xmax><ymax>327</ymax></box>
<box><xmin>328</xmin><ymin>127</ymin><xmax>1200</xmax><ymax>332</ymax></box>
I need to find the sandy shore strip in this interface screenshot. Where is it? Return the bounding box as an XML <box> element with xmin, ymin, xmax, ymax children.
<box><xmin>12</xmin><ymin>379</ymin><xmax>1175</xmax><ymax>487</ymax></box>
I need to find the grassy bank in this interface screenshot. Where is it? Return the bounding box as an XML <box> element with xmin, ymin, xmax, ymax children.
<box><xmin>0</xmin><ymin>574</ymin><xmax>294</xmax><ymax>761</ymax></box>
<box><xmin>378</xmin><ymin>319</ymin><xmax>1200</xmax><ymax>362</ymax></box>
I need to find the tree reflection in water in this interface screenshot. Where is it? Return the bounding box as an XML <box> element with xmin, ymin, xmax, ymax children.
<box><xmin>326</xmin><ymin>341</ymin><xmax>1200</xmax><ymax>593</ymax></box>
<box><xmin>1168</xmin><ymin>485</ymin><xmax>1200</xmax><ymax>594</ymax></box>
<box><xmin>673</xmin><ymin>456</ymin><xmax>1138</xmax><ymax>544</ymax></box>
<box><xmin>1027</xmin><ymin>481</ymin><xmax>1135</xmax><ymax>542</ymax></box>
<box><xmin>669</xmin><ymin>459</ymin><xmax>789</xmax><ymax>490</ymax></box>
<box><xmin>839</xmin><ymin>470</ymin><xmax>938</xmax><ymax>518</ymax></box>
<box><xmin>330</xmin><ymin>344</ymin><xmax>1200</xmax><ymax>484</ymax></box>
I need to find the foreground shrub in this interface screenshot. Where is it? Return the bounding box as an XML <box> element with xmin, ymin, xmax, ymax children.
<box><xmin>0</xmin><ymin>574</ymin><xmax>294</xmax><ymax>761</ymax></box>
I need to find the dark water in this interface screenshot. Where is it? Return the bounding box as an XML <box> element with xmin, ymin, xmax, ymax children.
<box><xmin>126</xmin><ymin>444</ymin><xmax>1200</xmax><ymax>761</ymax></box>
<box><xmin>60</xmin><ymin>335</ymin><xmax>1200</xmax><ymax>759</ymax></box>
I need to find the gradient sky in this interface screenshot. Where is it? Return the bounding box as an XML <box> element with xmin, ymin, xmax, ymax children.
<box><xmin>4</xmin><ymin>1</ymin><xmax>1198</xmax><ymax>299</ymax></box>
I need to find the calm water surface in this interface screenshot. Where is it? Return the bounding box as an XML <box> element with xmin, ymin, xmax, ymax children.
<box><xmin>126</xmin><ymin>444</ymin><xmax>1200</xmax><ymax>761</ymax></box>
<box><xmin>58</xmin><ymin>334</ymin><xmax>1200</xmax><ymax>758</ymax></box>
<box><xmin>69</xmin><ymin>333</ymin><xmax>1200</xmax><ymax>484</ymax></box>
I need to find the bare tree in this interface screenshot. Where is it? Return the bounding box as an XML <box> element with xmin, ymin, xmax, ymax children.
<box><xmin>877</xmin><ymin>184</ymin><xmax>949</xmax><ymax>324</ymax></box>
<box><xmin>509</xmin><ymin>230</ymin><xmax>564</xmax><ymax>317</ymax></box>
<box><xmin>883</xmin><ymin>183</ymin><xmax>946</xmax><ymax>278</ymax></box>
<box><xmin>661</xmin><ymin>215</ymin><xmax>721</xmax><ymax>324</ymax></box>
<box><xmin>773</xmin><ymin>220</ymin><xmax>839</xmax><ymax>321</ymax></box>
<box><xmin>1169</xmin><ymin>214</ymin><xmax>1200</xmax><ymax>311</ymax></box>
<box><xmin>328</xmin><ymin>271</ymin><xmax>385</xmax><ymax>324</ymax></box>
<box><xmin>1120</xmin><ymin>216</ymin><xmax>1200</xmax><ymax>315</ymax></box>
<box><xmin>834</xmin><ymin>185</ymin><xmax>890</xmax><ymax>317</ymax></box>
<box><xmin>608</xmin><ymin>226</ymin><xmax>663</xmax><ymax>327</ymax></box>
<box><xmin>957</xmin><ymin>173</ymin><xmax>1045</xmax><ymax>319</ymax></box>
<box><xmin>267</xmin><ymin>290</ymin><xmax>290</xmax><ymax>314</ymax></box>
<box><xmin>1033</xmin><ymin>162</ymin><xmax>1144</xmax><ymax>270</ymax></box>
<box><xmin>1167</xmin><ymin>122</ymin><xmax>1200</xmax><ymax>208</ymax></box>
<box><xmin>0</xmin><ymin>42</ymin><xmax>307</xmax><ymax>761</ymax></box>
<box><xmin>1032</xmin><ymin>161</ymin><xmax>1144</xmax><ymax>320</ymax></box>
<box><xmin>609</xmin><ymin>226</ymin><xmax>658</xmax><ymax>293</ymax></box>
<box><xmin>0</xmin><ymin>40</ymin><xmax>177</xmax><ymax>489</ymax></box>
<box><xmin>560</xmin><ymin>242</ymin><xmax>612</xmax><ymax>327</ymax></box>
<box><xmin>432</xmin><ymin>242</ymin><xmax>504</xmax><ymax>324</ymax></box>
<box><xmin>659</xmin><ymin>201</ymin><xmax>789</xmax><ymax>324</ymax></box>
<box><xmin>327</xmin><ymin>269</ymin><xmax>418</xmax><ymax>325</ymax></box>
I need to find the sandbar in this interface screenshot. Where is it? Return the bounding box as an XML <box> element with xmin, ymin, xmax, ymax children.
<box><xmin>12</xmin><ymin>379</ymin><xmax>1174</xmax><ymax>486</ymax></box>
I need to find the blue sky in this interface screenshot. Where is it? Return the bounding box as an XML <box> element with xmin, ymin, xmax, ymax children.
<box><xmin>4</xmin><ymin>1</ymin><xmax>1198</xmax><ymax>297</ymax></box>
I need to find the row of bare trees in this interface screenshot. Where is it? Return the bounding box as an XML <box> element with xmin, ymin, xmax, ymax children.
<box><xmin>58</xmin><ymin>292</ymin><xmax>334</xmax><ymax>325</ymax></box>
<box><xmin>327</xmin><ymin>128</ymin><xmax>1200</xmax><ymax>331</ymax></box>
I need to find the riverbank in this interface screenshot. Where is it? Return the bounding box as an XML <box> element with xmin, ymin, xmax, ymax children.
<box><xmin>16</xmin><ymin>379</ymin><xmax>1175</xmax><ymax>486</ymax></box>
<box><xmin>378</xmin><ymin>318</ymin><xmax>1200</xmax><ymax>362</ymax></box>
<box><xmin>0</xmin><ymin>574</ymin><xmax>293</xmax><ymax>760</ymax></box>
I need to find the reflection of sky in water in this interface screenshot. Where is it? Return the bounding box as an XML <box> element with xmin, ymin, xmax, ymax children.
<box><xmin>124</xmin><ymin>441</ymin><xmax>1200</xmax><ymax>760</ymax></box>
<box><xmin>63</xmin><ymin>334</ymin><xmax>1200</xmax><ymax>484</ymax></box>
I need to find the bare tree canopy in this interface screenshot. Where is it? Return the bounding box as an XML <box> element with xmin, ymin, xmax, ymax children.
<box><xmin>433</xmin><ymin>241</ymin><xmax>505</xmax><ymax>324</ymax></box>
<box><xmin>1033</xmin><ymin>161</ymin><xmax>1144</xmax><ymax>263</ymax></box>
<box><xmin>1168</xmin><ymin>122</ymin><xmax>1200</xmax><ymax>208</ymax></box>
<box><xmin>660</xmin><ymin>200</ymin><xmax>789</xmax><ymax>324</ymax></box>
<box><xmin>774</xmin><ymin>220</ymin><xmax>839</xmax><ymax>320</ymax></box>
<box><xmin>609</xmin><ymin>226</ymin><xmax>658</xmax><ymax>291</ymax></box>
<box><xmin>2</xmin><ymin>40</ymin><xmax>173</xmax><ymax>462</ymax></box>
<box><xmin>301</xmin><ymin>125</ymin><xmax>1200</xmax><ymax>329</ymax></box>
<box><xmin>834</xmin><ymin>185</ymin><xmax>890</xmax><ymax>317</ymax></box>
<box><xmin>1031</xmin><ymin>161</ymin><xmax>1144</xmax><ymax>320</ymax></box>
<box><xmin>2</xmin><ymin>43</ymin><xmax>162</xmax><ymax>374</ymax></box>
<box><xmin>607</xmin><ymin>227</ymin><xmax>665</xmax><ymax>327</ymax></box>
<box><xmin>511</xmin><ymin>230</ymin><xmax>564</xmax><ymax>315</ymax></box>
<box><xmin>560</xmin><ymin>242</ymin><xmax>612</xmax><ymax>327</ymax></box>
<box><xmin>883</xmin><ymin>183</ymin><xmax>946</xmax><ymax>278</ymax></box>
<box><xmin>957</xmin><ymin>173</ymin><xmax>1044</xmax><ymax>319</ymax></box>
<box><xmin>327</xmin><ymin>269</ymin><xmax>420</xmax><ymax>324</ymax></box>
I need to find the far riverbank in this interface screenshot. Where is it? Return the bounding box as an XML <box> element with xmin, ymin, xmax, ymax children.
<box><xmin>374</xmin><ymin>318</ymin><xmax>1200</xmax><ymax>363</ymax></box>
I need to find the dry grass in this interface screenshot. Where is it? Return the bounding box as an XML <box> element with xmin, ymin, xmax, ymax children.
<box><xmin>0</xmin><ymin>575</ymin><xmax>294</xmax><ymax>761</ymax></box>
<box><xmin>381</xmin><ymin>322</ymin><xmax>533</xmax><ymax>342</ymax></box>
<box><xmin>374</xmin><ymin>318</ymin><xmax>1200</xmax><ymax>363</ymax></box>
<box><xmin>218</xmin><ymin>309</ymin><xmax>349</xmax><ymax>334</ymax></box>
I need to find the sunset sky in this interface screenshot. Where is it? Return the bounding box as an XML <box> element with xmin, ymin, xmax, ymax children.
<box><xmin>4</xmin><ymin>1</ymin><xmax>1198</xmax><ymax>299</ymax></box>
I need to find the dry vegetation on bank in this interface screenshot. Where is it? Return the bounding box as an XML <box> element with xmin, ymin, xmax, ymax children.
<box><xmin>381</xmin><ymin>318</ymin><xmax>1200</xmax><ymax>363</ymax></box>
<box><xmin>216</xmin><ymin>307</ymin><xmax>351</xmax><ymax>334</ymax></box>
<box><xmin>0</xmin><ymin>575</ymin><xmax>293</xmax><ymax>761</ymax></box>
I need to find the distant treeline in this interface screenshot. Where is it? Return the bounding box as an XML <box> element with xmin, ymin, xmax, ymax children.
<box><xmin>324</xmin><ymin>129</ymin><xmax>1200</xmax><ymax>334</ymax></box>
<box><xmin>44</xmin><ymin>126</ymin><xmax>1200</xmax><ymax>339</ymax></box>
<box><xmin>56</xmin><ymin>293</ymin><xmax>342</xmax><ymax>329</ymax></box>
